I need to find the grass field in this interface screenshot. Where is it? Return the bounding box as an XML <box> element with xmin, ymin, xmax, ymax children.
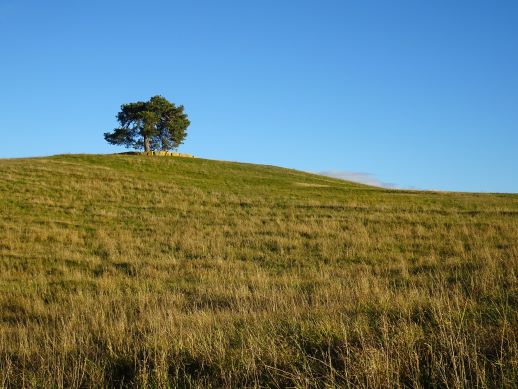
<box><xmin>1</xmin><ymin>154</ymin><xmax>517</xmax><ymax>388</ymax></box>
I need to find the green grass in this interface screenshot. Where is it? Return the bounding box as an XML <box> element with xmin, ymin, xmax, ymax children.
<box><xmin>1</xmin><ymin>153</ymin><xmax>517</xmax><ymax>388</ymax></box>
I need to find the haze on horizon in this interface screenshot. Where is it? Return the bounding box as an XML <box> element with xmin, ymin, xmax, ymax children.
<box><xmin>1</xmin><ymin>0</ymin><xmax>517</xmax><ymax>193</ymax></box>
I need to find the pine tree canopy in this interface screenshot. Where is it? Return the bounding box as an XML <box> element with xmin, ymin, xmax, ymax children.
<box><xmin>104</xmin><ymin>96</ymin><xmax>190</xmax><ymax>152</ymax></box>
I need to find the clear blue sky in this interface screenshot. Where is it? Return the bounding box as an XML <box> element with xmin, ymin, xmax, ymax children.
<box><xmin>1</xmin><ymin>0</ymin><xmax>517</xmax><ymax>192</ymax></box>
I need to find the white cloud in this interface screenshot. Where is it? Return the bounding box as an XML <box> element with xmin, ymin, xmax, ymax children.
<box><xmin>316</xmin><ymin>170</ymin><xmax>397</xmax><ymax>188</ymax></box>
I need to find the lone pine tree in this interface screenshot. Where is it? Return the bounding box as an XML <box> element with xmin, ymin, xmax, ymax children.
<box><xmin>104</xmin><ymin>96</ymin><xmax>190</xmax><ymax>152</ymax></box>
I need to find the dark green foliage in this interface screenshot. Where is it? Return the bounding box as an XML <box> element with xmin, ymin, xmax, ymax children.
<box><xmin>104</xmin><ymin>96</ymin><xmax>190</xmax><ymax>152</ymax></box>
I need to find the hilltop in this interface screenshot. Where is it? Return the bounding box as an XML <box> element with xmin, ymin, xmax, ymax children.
<box><xmin>1</xmin><ymin>154</ymin><xmax>517</xmax><ymax>388</ymax></box>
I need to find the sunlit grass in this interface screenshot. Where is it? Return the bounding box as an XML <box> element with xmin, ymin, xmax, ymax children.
<box><xmin>1</xmin><ymin>154</ymin><xmax>517</xmax><ymax>388</ymax></box>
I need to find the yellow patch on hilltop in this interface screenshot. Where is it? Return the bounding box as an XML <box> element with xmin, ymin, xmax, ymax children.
<box><xmin>294</xmin><ymin>182</ymin><xmax>330</xmax><ymax>188</ymax></box>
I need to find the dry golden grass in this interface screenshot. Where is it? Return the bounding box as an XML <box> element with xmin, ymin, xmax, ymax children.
<box><xmin>0</xmin><ymin>154</ymin><xmax>517</xmax><ymax>388</ymax></box>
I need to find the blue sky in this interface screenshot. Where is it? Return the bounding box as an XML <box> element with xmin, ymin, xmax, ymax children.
<box><xmin>1</xmin><ymin>0</ymin><xmax>517</xmax><ymax>192</ymax></box>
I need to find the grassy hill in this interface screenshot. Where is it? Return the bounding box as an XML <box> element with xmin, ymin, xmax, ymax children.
<box><xmin>1</xmin><ymin>154</ymin><xmax>517</xmax><ymax>388</ymax></box>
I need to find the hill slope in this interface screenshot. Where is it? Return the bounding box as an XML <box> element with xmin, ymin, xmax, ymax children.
<box><xmin>1</xmin><ymin>154</ymin><xmax>517</xmax><ymax>388</ymax></box>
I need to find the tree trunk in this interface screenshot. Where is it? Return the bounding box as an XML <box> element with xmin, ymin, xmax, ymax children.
<box><xmin>144</xmin><ymin>136</ymin><xmax>150</xmax><ymax>152</ymax></box>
